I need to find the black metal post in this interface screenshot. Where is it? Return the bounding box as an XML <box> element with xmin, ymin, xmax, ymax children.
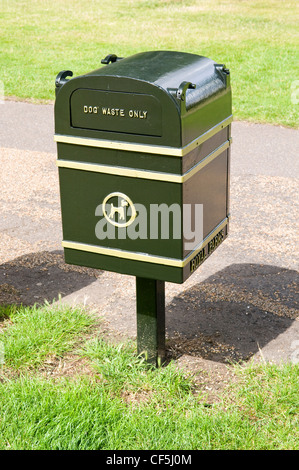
<box><xmin>136</xmin><ymin>277</ymin><xmax>165</xmax><ymax>366</ymax></box>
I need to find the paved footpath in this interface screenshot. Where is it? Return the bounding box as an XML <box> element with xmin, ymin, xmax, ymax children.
<box><xmin>0</xmin><ymin>100</ymin><xmax>298</xmax><ymax>367</ymax></box>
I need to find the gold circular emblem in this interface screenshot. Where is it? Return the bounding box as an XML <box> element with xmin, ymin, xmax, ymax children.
<box><xmin>102</xmin><ymin>192</ymin><xmax>137</xmax><ymax>228</ymax></box>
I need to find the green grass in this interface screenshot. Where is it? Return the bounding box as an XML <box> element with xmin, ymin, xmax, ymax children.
<box><xmin>0</xmin><ymin>301</ymin><xmax>95</xmax><ymax>369</ymax></box>
<box><xmin>0</xmin><ymin>0</ymin><xmax>298</xmax><ymax>127</ymax></box>
<box><xmin>0</xmin><ymin>303</ymin><xmax>298</xmax><ymax>450</ymax></box>
<box><xmin>81</xmin><ymin>337</ymin><xmax>193</xmax><ymax>397</ymax></box>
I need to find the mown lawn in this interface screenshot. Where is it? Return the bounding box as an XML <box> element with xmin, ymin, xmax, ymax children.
<box><xmin>0</xmin><ymin>0</ymin><xmax>298</xmax><ymax>127</ymax></box>
<box><xmin>0</xmin><ymin>303</ymin><xmax>298</xmax><ymax>450</ymax></box>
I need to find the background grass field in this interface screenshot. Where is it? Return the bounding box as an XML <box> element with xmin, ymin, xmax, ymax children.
<box><xmin>1</xmin><ymin>0</ymin><xmax>298</xmax><ymax>127</ymax></box>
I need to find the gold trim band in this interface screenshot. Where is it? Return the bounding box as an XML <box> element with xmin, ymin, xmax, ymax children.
<box><xmin>62</xmin><ymin>218</ymin><xmax>228</xmax><ymax>268</ymax></box>
<box><xmin>57</xmin><ymin>140</ymin><xmax>231</xmax><ymax>183</ymax></box>
<box><xmin>54</xmin><ymin>115</ymin><xmax>233</xmax><ymax>157</ymax></box>
<box><xmin>184</xmin><ymin>217</ymin><xmax>228</xmax><ymax>264</ymax></box>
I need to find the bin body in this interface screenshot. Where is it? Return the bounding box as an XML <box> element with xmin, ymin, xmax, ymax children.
<box><xmin>55</xmin><ymin>51</ymin><xmax>232</xmax><ymax>283</ymax></box>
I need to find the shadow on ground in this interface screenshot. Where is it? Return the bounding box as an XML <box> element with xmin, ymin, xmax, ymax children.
<box><xmin>1</xmin><ymin>254</ymin><xmax>298</xmax><ymax>365</ymax></box>
<box><xmin>0</xmin><ymin>250</ymin><xmax>100</xmax><ymax>306</ymax></box>
<box><xmin>166</xmin><ymin>263</ymin><xmax>298</xmax><ymax>364</ymax></box>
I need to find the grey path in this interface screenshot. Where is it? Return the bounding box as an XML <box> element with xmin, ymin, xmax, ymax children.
<box><xmin>0</xmin><ymin>100</ymin><xmax>298</xmax><ymax>366</ymax></box>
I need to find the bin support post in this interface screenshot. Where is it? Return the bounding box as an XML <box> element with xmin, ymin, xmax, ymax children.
<box><xmin>136</xmin><ymin>277</ymin><xmax>165</xmax><ymax>366</ymax></box>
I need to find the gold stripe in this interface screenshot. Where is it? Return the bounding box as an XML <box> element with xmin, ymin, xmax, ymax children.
<box><xmin>62</xmin><ymin>217</ymin><xmax>228</xmax><ymax>268</ymax></box>
<box><xmin>62</xmin><ymin>240</ymin><xmax>183</xmax><ymax>267</ymax></box>
<box><xmin>57</xmin><ymin>159</ymin><xmax>181</xmax><ymax>183</ymax></box>
<box><xmin>57</xmin><ymin>140</ymin><xmax>231</xmax><ymax>183</ymax></box>
<box><xmin>183</xmin><ymin>217</ymin><xmax>228</xmax><ymax>264</ymax></box>
<box><xmin>55</xmin><ymin>134</ymin><xmax>183</xmax><ymax>157</ymax></box>
<box><xmin>182</xmin><ymin>115</ymin><xmax>232</xmax><ymax>155</ymax></box>
<box><xmin>54</xmin><ymin>115</ymin><xmax>233</xmax><ymax>157</ymax></box>
<box><xmin>181</xmin><ymin>140</ymin><xmax>230</xmax><ymax>182</ymax></box>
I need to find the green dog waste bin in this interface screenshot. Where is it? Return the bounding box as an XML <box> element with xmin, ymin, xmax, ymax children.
<box><xmin>54</xmin><ymin>51</ymin><xmax>232</xmax><ymax>364</ymax></box>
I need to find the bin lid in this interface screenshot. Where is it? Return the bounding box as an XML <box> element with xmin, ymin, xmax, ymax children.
<box><xmin>55</xmin><ymin>51</ymin><xmax>232</xmax><ymax>148</ymax></box>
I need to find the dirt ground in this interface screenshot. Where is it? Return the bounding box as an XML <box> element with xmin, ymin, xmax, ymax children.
<box><xmin>0</xmin><ymin>101</ymin><xmax>298</xmax><ymax>400</ymax></box>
